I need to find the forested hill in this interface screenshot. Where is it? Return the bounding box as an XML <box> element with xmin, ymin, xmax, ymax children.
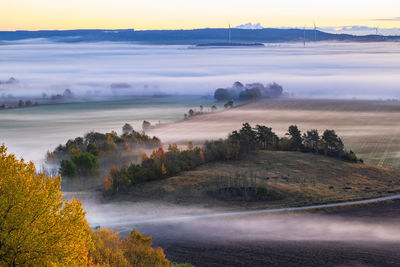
<box><xmin>0</xmin><ymin>28</ymin><xmax>397</xmax><ymax>44</ymax></box>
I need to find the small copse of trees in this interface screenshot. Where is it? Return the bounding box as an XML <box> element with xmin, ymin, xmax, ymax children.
<box><xmin>48</xmin><ymin>124</ymin><xmax>161</xmax><ymax>178</ymax></box>
<box><xmin>214</xmin><ymin>81</ymin><xmax>284</xmax><ymax>102</ymax></box>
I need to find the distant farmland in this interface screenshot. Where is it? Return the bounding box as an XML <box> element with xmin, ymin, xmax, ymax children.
<box><xmin>149</xmin><ymin>99</ymin><xmax>400</xmax><ymax>169</ymax></box>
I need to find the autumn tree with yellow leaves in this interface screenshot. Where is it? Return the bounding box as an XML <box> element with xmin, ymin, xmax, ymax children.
<box><xmin>0</xmin><ymin>144</ymin><xmax>91</xmax><ymax>266</ymax></box>
<box><xmin>0</xmin><ymin>144</ymin><xmax>178</xmax><ymax>267</ymax></box>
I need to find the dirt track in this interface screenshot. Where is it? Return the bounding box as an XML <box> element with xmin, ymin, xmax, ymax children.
<box><xmin>126</xmin><ymin>200</ymin><xmax>400</xmax><ymax>267</ymax></box>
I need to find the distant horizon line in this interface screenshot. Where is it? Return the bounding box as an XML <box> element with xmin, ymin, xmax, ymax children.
<box><xmin>1</xmin><ymin>25</ymin><xmax>400</xmax><ymax>32</ymax></box>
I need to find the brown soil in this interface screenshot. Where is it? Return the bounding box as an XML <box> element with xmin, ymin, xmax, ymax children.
<box><xmin>131</xmin><ymin>200</ymin><xmax>400</xmax><ymax>267</ymax></box>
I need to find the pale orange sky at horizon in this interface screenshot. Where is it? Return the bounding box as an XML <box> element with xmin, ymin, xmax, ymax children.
<box><xmin>1</xmin><ymin>0</ymin><xmax>400</xmax><ymax>31</ymax></box>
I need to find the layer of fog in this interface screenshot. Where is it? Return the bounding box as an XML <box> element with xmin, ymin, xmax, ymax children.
<box><xmin>0</xmin><ymin>96</ymin><xmax>213</xmax><ymax>166</ymax></box>
<box><xmin>147</xmin><ymin>105</ymin><xmax>400</xmax><ymax>148</ymax></box>
<box><xmin>1</xmin><ymin>41</ymin><xmax>400</xmax><ymax>99</ymax></box>
<box><xmin>162</xmin><ymin>215</ymin><xmax>400</xmax><ymax>243</ymax></box>
<box><xmin>2</xmin><ymin>96</ymin><xmax>399</xmax><ymax>167</ymax></box>
<box><xmin>70</xmin><ymin>192</ymin><xmax>400</xmax><ymax>243</ymax></box>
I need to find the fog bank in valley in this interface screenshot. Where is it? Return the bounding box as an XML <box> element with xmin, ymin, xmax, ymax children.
<box><xmin>1</xmin><ymin>41</ymin><xmax>400</xmax><ymax>99</ymax></box>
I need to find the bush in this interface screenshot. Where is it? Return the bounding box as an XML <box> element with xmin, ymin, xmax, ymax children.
<box><xmin>71</xmin><ymin>152</ymin><xmax>99</xmax><ymax>176</ymax></box>
<box><xmin>60</xmin><ymin>159</ymin><xmax>78</xmax><ymax>177</ymax></box>
<box><xmin>343</xmin><ymin>150</ymin><xmax>358</xmax><ymax>162</ymax></box>
<box><xmin>255</xmin><ymin>186</ymin><xmax>269</xmax><ymax>199</ymax></box>
<box><xmin>89</xmin><ymin>228</ymin><xmax>170</xmax><ymax>267</ymax></box>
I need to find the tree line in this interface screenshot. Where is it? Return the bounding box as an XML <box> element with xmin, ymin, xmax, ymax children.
<box><xmin>229</xmin><ymin>123</ymin><xmax>358</xmax><ymax>160</ymax></box>
<box><xmin>203</xmin><ymin>123</ymin><xmax>358</xmax><ymax>162</ymax></box>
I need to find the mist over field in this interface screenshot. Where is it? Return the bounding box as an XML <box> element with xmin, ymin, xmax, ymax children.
<box><xmin>1</xmin><ymin>41</ymin><xmax>400</xmax><ymax>99</ymax></box>
<box><xmin>73</xmin><ymin>194</ymin><xmax>400</xmax><ymax>243</ymax></box>
<box><xmin>0</xmin><ymin>96</ymin><xmax>214</xmax><ymax>166</ymax></box>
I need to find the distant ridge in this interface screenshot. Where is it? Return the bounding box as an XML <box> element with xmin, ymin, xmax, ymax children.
<box><xmin>0</xmin><ymin>28</ymin><xmax>397</xmax><ymax>44</ymax></box>
<box><xmin>196</xmin><ymin>42</ymin><xmax>264</xmax><ymax>47</ymax></box>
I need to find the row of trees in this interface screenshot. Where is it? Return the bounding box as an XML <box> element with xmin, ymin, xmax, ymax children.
<box><xmin>183</xmin><ymin>102</ymin><xmax>235</xmax><ymax>121</ymax></box>
<box><xmin>1</xmin><ymin>145</ymin><xmax>193</xmax><ymax>266</ymax></box>
<box><xmin>184</xmin><ymin>105</ymin><xmax>218</xmax><ymax>120</ymax></box>
<box><xmin>223</xmin><ymin>123</ymin><xmax>358</xmax><ymax>161</ymax></box>
<box><xmin>0</xmin><ymin>100</ymin><xmax>39</xmax><ymax>110</ymax></box>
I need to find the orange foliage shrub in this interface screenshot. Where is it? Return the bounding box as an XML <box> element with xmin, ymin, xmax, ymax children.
<box><xmin>104</xmin><ymin>174</ymin><xmax>114</xmax><ymax>192</ymax></box>
<box><xmin>89</xmin><ymin>229</ymin><xmax>170</xmax><ymax>267</ymax></box>
<box><xmin>161</xmin><ymin>163</ymin><xmax>167</xmax><ymax>176</ymax></box>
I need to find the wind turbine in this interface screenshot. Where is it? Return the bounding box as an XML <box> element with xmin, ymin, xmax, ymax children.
<box><xmin>375</xmin><ymin>25</ymin><xmax>379</xmax><ymax>35</ymax></box>
<box><xmin>303</xmin><ymin>26</ymin><xmax>306</xmax><ymax>47</ymax></box>
<box><xmin>313</xmin><ymin>21</ymin><xmax>318</xmax><ymax>42</ymax></box>
<box><xmin>228</xmin><ymin>23</ymin><xmax>231</xmax><ymax>43</ymax></box>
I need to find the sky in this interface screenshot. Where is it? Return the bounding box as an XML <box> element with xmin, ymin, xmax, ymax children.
<box><xmin>1</xmin><ymin>0</ymin><xmax>400</xmax><ymax>31</ymax></box>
